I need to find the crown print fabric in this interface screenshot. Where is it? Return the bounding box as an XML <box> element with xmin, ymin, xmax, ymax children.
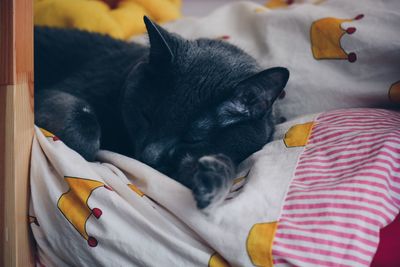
<box><xmin>30</xmin><ymin>117</ymin><xmax>304</xmax><ymax>267</ymax></box>
<box><xmin>30</xmin><ymin>108</ymin><xmax>400</xmax><ymax>266</ymax></box>
<box><xmin>30</xmin><ymin>1</ymin><xmax>400</xmax><ymax>266</ymax></box>
<box><xmin>142</xmin><ymin>0</ymin><xmax>400</xmax><ymax>121</ymax></box>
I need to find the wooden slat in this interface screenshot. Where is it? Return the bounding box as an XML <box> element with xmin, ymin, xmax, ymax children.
<box><xmin>0</xmin><ymin>0</ymin><xmax>35</xmax><ymax>266</ymax></box>
<box><xmin>15</xmin><ymin>0</ymin><xmax>34</xmax><ymax>86</ymax></box>
<box><xmin>0</xmin><ymin>0</ymin><xmax>14</xmax><ymax>85</ymax></box>
<box><xmin>0</xmin><ymin>89</ymin><xmax>6</xmax><ymax>267</ymax></box>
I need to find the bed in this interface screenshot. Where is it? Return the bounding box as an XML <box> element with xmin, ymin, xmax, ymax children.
<box><xmin>1</xmin><ymin>0</ymin><xmax>400</xmax><ymax>266</ymax></box>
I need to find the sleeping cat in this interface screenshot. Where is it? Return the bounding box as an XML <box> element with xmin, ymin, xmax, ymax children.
<box><xmin>35</xmin><ymin>17</ymin><xmax>289</xmax><ymax>210</ymax></box>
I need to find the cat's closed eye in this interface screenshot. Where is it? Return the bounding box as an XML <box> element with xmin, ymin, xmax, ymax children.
<box><xmin>182</xmin><ymin>116</ymin><xmax>216</xmax><ymax>144</ymax></box>
<box><xmin>142</xmin><ymin>112</ymin><xmax>152</xmax><ymax>124</ymax></box>
<box><xmin>182</xmin><ymin>133</ymin><xmax>206</xmax><ymax>145</ymax></box>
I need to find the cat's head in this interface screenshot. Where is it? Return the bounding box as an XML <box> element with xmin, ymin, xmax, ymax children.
<box><xmin>121</xmin><ymin>17</ymin><xmax>289</xmax><ymax>178</ymax></box>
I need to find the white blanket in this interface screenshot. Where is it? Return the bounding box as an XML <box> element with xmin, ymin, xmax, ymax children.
<box><xmin>30</xmin><ymin>111</ymin><xmax>310</xmax><ymax>266</ymax></box>
<box><xmin>31</xmin><ymin>1</ymin><xmax>400</xmax><ymax>266</ymax></box>
<box><xmin>132</xmin><ymin>0</ymin><xmax>400</xmax><ymax>120</ymax></box>
<box><xmin>30</xmin><ymin>108</ymin><xmax>400</xmax><ymax>267</ymax></box>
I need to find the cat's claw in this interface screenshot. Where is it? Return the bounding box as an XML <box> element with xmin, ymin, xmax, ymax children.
<box><xmin>192</xmin><ymin>154</ymin><xmax>235</xmax><ymax>210</ymax></box>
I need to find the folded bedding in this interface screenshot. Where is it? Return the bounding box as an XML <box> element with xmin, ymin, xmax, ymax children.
<box><xmin>30</xmin><ymin>0</ymin><xmax>400</xmax><ymax>266</ymax></box>
<box><xmin>30</xmin><ymin>108</ymin><xmax>400</xmax><ymax>266</ymax></box>
<box><xmin>131</xmin><ymin>0</ymin><xmax>400</xmax><ymax>121</ymax></box>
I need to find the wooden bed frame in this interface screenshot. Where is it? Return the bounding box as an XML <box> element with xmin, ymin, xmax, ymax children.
<box><xmin>1</xmin><ymin>0</ymin><xmax>35</xmax><ymax>266</ymax></box>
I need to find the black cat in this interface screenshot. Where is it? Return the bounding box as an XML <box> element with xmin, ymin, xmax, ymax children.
<box><xmin>35</xmin><ymin>17</ymin><xmax>289</xmax><ymax>209</ymax></box>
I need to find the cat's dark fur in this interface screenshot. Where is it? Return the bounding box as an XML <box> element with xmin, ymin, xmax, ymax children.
<box><xmin>35</xmin><ymin>17</ymin><xmax>289</xmax><ymax>209</ymax></box>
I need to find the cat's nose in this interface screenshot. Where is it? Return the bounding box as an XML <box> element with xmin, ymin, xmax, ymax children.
<box><xmin>140</xmin><ymin>139</ymin><xmax>177</xmax><ymax>168</ymax></box>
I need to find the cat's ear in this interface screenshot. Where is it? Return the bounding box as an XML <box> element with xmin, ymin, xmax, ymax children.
<box><xmin>217</xmin><ymin>67</ymin><xmax>289</xmax><ymax>127</ymax></box>
<box><xmin>238</xmin><ymin>67</ymin><xmax>289</xmax><ymax>106</ymax></box>
<box><xmin>143</xmin><ymin>16</ymin><xmax>174</xmax><ymax>65</ymax></box>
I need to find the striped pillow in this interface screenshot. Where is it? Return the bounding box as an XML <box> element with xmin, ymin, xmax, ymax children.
<box><xmin>273</xmin><ymin>108</ymin><xmax>400</xmax><ymax>266</ymax></box>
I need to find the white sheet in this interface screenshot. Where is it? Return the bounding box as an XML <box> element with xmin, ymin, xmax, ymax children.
<box><xmin>133</xmin><ymin>0</ymin><xmax>400</xmax><ymax>120</ymax></box>
<box><xmin>31</xmin><ymin>1</ymin><xmax>400</xmax><ymax>266</ymax></box>
<box><xmin>30</xmin><ymin>111</ymin><xmax>308</xmax><ymax>266</ymax></box>
<box><xmin>30</xmin><ymin>108</ymin><xmax>400</xmax><ymax>266</ymax></box>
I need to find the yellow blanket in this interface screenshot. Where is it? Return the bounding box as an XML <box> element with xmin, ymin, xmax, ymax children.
<box><xmin>34</xmin><ymin>0</ymin><xmax>181</xmax><ymax>39</ymax></box>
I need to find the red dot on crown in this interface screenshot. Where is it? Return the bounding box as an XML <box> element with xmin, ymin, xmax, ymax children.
<box><xmin>87</xmin><ymin>237</ymin><xmax>98</xmax><ymax>247</ymax></box>
<box><xmin>354</xmin><ymin>14</ymin><xmax>364</xmax><ymax>20</ymax></box>
<box><xmin>347</xmin><ymin>52</ymin><xmax>357</xmax><ymax>63</ymax></box>
<box><xmin>286</xmin><ymin>0</ymin><xmax>294</xmax><ymax>5</ymax></box>
<box><xmin>104</xmin><ymin>185</ymin><xmax>113</xmax><ymax>191</ymax></box>
<box><xmin>92</xmin><ymin>208</ymin><xmax>103</xmax><ymax>219</ymax></box>
<box><xmin>346</xmin><ymin>27</ymin><xmax>356</xmax><ymax>34</ymax></box>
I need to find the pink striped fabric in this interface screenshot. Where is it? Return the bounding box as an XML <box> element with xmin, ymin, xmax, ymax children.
<box><xmin>273</xmin><ymin>109</ymin><xmax>400</xmax><ymax>267</ymax></box>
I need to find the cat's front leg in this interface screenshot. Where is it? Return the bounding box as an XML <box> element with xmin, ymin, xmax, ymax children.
<box><xmin>178</xmin><ymin>154</ymin><xmax>235</xmax><ymax>210</ymax></box>
<box><xmin>35</xmin><ymin>90</ymin><xmax>101</xmax><ymax>161</ymax></box>
<box><xmin>193</xmin><ymin>154</ymin><xmax>235</xmax><ymax>210</ymax></box>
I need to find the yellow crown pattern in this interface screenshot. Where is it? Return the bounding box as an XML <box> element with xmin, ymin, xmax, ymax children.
<box><xmin>310</xmin><ymin>14</ymin><xmax>364</xmax><ymax>62</ymax></box>
<box><xmin>265</xmin><ymin>0</ymin><xmax>294</xmax><ymax>9</ymax></box>
<box><xmin>284</xmin><ymin>122</ymin><xmax>314</xmax><ymax>147</ymax></box>
<box><xmin>247</xmin><ymin>222</ymin><xmax>278</xmax><ymax>267</ymax></box>
<box><xmin>40</xmin><ymin>128</ymin><xmax>60</xmax><ymax>141</ymax></box>
<box><xmin>128</xmin><ymin>183</ymin><xmax>145</xmax><ymax>197</ymax></box>
<box><xmin>208</xmin><ymin>253</ymin><xmax>230</xmax><ymax>267</ymax></box>
<box><xmin>57</xmin><ymin>177</ymin><xmax>146</xmax><ymax>247</ymax></box>
<box><xmin>58</xmin><ymin>177</ymin><xmax>112</xmax><ymax>247</ymax></box>
<box><xmin>264</xmin><ymin>0</ymin><xmax>325</xmax><ymax>9</ymax></box>
<box><xmin>389</xmin><ymin>81</ymin><xmax>400</xmax><ymax>103</ymax></box>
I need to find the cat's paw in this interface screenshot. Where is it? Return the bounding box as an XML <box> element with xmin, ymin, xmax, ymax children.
<box><xmin>192</xmin><ymin>154</ymin><xmax>235</xmax><ymax>210</ymax></box>
<box><xmin>35</xmin><ymin>90</ymin><xmax>101</xmax><ymax>161</ymax></box>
